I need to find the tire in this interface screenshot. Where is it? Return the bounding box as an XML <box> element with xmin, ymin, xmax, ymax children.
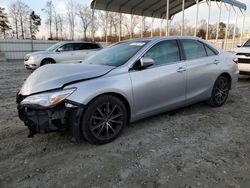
<box><xmin>81</xmin><ymin>95</ymin><xmax>128</xmax><ymax>144</ymax></box>
<box><xmin>40</xmin><ymin>59</ymin><xmax>55</xmax><ymax>66</ymax></box>
<box><xmin>207</xmin><ymin>75</ymin><xmax>230</xmax><ymax>107</ymax></box>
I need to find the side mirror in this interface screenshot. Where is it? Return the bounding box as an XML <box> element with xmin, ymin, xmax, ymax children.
<box><xmin>140</xmin><ymin>57</ymin><xmax>155</xmax><ymax>68</ymax></box>
<box><xmin>237</xmin><ymin>44</ymin><xmax>242</xmax><ymax>48</ymax></box>
<box><xmin>57</xmin><ymin>47</ymin><xmax>63</xmax><ymax>52</ymax></box>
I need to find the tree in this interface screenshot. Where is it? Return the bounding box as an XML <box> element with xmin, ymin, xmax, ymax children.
<box><xmin>57</xmin><ymin>14</ymin><xmax>64</xmax><ymax>39</ymax></box>
<box><xmin>218</xmin><ymin>22</ymin><xmax>226</xmax><ymax>39</ymax></box>
<box><xmin>29</xmin><ymin>11</ymin><xmax>41</xmax><ymax>39</ymax></box>
<box><xmin>197</xmin><ymin>29</ymin><xmax>206</xmax><ymax>39</ymax></box>
<box><xmin>77</xmin><ymin>5</ymin><xmax>92</xmax><ymax>40</ymax></box>
<box><xmin>66</xmin><ymin>0</ymin><xmax>77</xmax><ymax>40</ymax></box>
<box><xmin>17</xmin><ymin>1</ymin><xmax>30</xmax><ymax>39</ymax></box>
<box><xmin>9</xmin><ymin>1</ymin><xmax>30</xmax><ymax>39</ymax></box>
<box><xmin>9</xmin><ymin>3</ymin><xmax>19</xmax><ymax>38</ymax></box>
<box><xmin>54</xmin><ymin>11</ymin><xmax>59</xmax><ymax>39</ymax></box>
<box><xmin>0</xmin><ymin>7</ymin><xmax>11</xmax><ymax>38</ymax></box>
<box><xmin>42</xmin><ymin>1</ymin><xmax>54</xmax><ymax>39</ymax></box>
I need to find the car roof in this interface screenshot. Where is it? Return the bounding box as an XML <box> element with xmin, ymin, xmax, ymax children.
<box><xmin>121</xmin><ymin>36</ymin><xmax>205</xmax><ymax>43</ymax></box>
<box><xmin>119</xmin><ymin>36</ymin><xmax>221</xmax><ymax>52</ymax></box>
<box><xmin>58</xmin><ymin>41</ymin><xmax>101</xmax><ymax>45</ymax></box>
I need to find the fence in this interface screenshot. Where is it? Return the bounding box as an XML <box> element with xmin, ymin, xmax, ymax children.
<box><xmin>0</xmin><ymin>39</ymin><xmax>59</xmax><ymax>60</ymax></box>
<box><xmin>0</xmin><ymin>38</ymin><xmax>249</xmax><ymax>60</ymax></box>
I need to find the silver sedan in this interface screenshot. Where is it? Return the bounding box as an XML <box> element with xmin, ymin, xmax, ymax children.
<box><xmin>17</xmin><ymin>36</ymin><xmax>238</xmax><ymax>144</ymax></box>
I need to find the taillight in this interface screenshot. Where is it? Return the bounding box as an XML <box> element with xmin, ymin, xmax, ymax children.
<box><xmin>233</xmin><ymin>58</ymin><xmax>238</xmax><ymax>64</ymax></box>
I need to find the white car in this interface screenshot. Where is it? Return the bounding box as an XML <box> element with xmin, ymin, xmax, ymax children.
<box><xmin>24</xmin><ymin>41</ymin><xmax>103</xmax><ymax>69</ymax></box>
<box><xmin>231</xmin><ymin>39</ymin><xmax>250</xmax><ymax>75</ymax></box>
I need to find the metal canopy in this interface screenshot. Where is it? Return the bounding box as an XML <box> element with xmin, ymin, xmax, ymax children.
<box><xmin>90</xmin><ymin>0</ymin><xmax>247</xmax><ymax>19</ymax></box>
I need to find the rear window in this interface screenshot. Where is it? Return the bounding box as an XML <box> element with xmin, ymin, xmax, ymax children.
<box><xmin>181</xmin><ymin>39</ymin><xmax>207</xmax><ymax>60</ymax></box>
<box><xmin>204</xmin><ymin>45</ymin><xmax>218</xmax><ymax>56</ymax></box>
<box><xmin>74</xmin><ymin>43</ymin><xmax>101</xmax><ymax>50</ymax></box>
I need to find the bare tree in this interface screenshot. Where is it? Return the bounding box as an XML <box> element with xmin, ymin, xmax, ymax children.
<box><xmin>98</xmin><ymin>11</ymin><xmax>109</xmax><ymax>42</ymax></box>
<box><xmin>9</xmin><ymin>3</ymin><xmax>19</xmax><ymax>38</ymax></box>
<box><xmin>57</xmin><ymin>14</ymin><xmax>64</xmax><ymax>40</ymax></box>
<box><xmin>77</xmin><ymin>5</ymin><xmax>92</xmax><ymax>40</ymax></box>
<box><xmin>9</xmin><ymin>1</ymin><xmax>30</xmax><ymax>39</ymax></box>
<box><xmin>66</xmin><ymin>0</ymin><xmax>77</xmax><ymax>40</ymax></box>
<box><xmin>54</xmin><ymin>11</ymin><xmax>59</xmax><ymax>39</ymax></box>
<box><xmin>42</xmin><ymin>1</ymin><xmax>54</xmax><ymax>39</ymax></box>
<box><xmin>124</xmin><ymin>15</ymin><xmax>140</xmax><ymax>38</ymax></box>
<box><xmin>17</xmin><ymin>1</ymin><xmax>30</xmax><ymax>39</ymax></box>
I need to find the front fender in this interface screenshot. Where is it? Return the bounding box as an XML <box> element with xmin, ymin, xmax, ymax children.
<box><xmin>64</xmin><ymin>72</ymin><xmax>135</xmax><ymax>121</ymax></box>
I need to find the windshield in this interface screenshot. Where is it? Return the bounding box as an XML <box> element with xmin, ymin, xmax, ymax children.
<box><xmin>243</xmin><ymin>39</ymin><xmax>250</xmax><ymax>47</ymax></box>
<box><xmin>83</xmin><ymin>41</ymin><xmax>148</xmax><ymax>67</ymax></box>
<box><xmin>46</xmin><ymin>42</ymin><xmax>63</xmax><ymax>51</ymax></box>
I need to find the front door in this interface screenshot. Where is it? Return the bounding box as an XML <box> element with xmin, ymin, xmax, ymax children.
<box><xmin>129</xmin><ymin>40</ymin><xmax>186</xmax><ymax>118</ymax></box>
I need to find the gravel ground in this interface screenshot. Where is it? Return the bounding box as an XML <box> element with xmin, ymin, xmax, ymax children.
<box><xmin>0</xmin><ymin>61</ymin><xmax>250</xmax><ymax>188</ymax></box>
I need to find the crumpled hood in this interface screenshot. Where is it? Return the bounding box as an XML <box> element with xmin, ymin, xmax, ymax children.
<box><xmin>231</xmin><ymin>47</ymin><xmax>250</xmax><ymax>53</ymax></box>
<box><xmin>20</xmin><ymin>64</ymin><xmax>115</xmax><ymax>96</ymax></box>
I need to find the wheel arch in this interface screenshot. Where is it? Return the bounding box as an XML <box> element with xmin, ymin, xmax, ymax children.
<box><xmin>40</xmin><ymin>58</ymin><xmax>56</xmax><ymax>66</ymax></box>
<box><xmin>219</xmin><ymin>72</ymin><xmax>232</xmax><ymax>89</ymax></box>
<box><xmin>86</xmin><ymin>92</ymin><xmax>131</xmax><ymax>123</ymax></box>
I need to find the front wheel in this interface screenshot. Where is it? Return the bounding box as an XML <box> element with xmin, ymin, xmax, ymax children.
<box><xmin>207</xmin><ymin>75</ymin><xmax>230</xmax><ymax>107</ymax></box>
<box><xmin>40</xmin><ymin>59</ymin><xmax>55</xmax><ymax>66</ymax></box>
<box><xmin>81</xmin><ymin>95</ymin><xmax>128</xmax><ymax>144</ymax></box>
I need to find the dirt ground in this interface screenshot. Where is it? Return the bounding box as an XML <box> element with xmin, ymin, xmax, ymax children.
<box><xmin>0</xmin><ymin>61</ymin><xmax>250</xmax><ymax>188</ymax></box>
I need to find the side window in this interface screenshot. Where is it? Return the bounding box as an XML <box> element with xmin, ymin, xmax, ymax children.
<box><xmin>181</xmin><ymin>40</ymin><xmax>207</xmax><ymax>60</ymax></box>
<box><xmin>73</xmin><ymin>43</ymin><xmax>83</xmax><ymax>51</ymax></box>
<box><xmin>204</xmin><ymin>45</ymin><xmax>218</xmax><ymax>56</ymax></box>
<box><xmin>143</xmin><ymin>40</ymin><xmax>180</xmax><ymax>65</ymax></box>
<box><xmin>78</xmin><ymin>43</ymin><xmax>100</xmax><ymax>50</ymax></box>
<box><xmin>59</xmin><ymin>43</ymin><xmax>74</xmax><ymax>52</ymax></box>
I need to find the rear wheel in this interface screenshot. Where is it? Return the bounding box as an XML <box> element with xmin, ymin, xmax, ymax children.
<box><xmin>207</xmin><ymin>75</ymin><xmax>230</xmax><ymax>107</ymax></box>
<box><xmin>40</xmin><ymin>59</ymin><xmax>55</xmax><ymax>66</ymax></box>
<box><xmin>81</xmin><ymin>95</ymin><xmax>127</xmax><ymax>144</ymax></box>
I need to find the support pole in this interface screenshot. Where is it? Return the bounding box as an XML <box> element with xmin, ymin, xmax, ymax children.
<box><xmin>130</xmin><ymin>15</ymin><xmax>133</xmax><ymax>39</ymax></box>
<box><xmin>166</xmin><ymin>0</ymin><xmax>170</xmax><ymax>36</ymax></box>
<box><xmin>181</xmin><ymin>0</ymin><xmax>185</xmax><ymax>35</ymax></box>
<box><xmin>119</xmin><ymin>13</ymin><xmax>122</xmax><ymax>42</ymax></box>
<box><xmin>240</xmin><ymin>10</ymin><xmax>246</xmax><ymax>44</ymax></box>
<box><xmin>215</xmin><ymin>1</ymin><xmax>222</xmax><ymax>42</ymax></box>
<box><xmin>160</xmin><ymin>19</ymin><xmax>162</xmax><ymax>36</ymax></box>
<box><xmin>194</xmin><ymin>0</ymin><xmax>199</xmax><ymax>37</ymax></box>
<box><xmin>224</xmin><ymin>4</ymin><xmax>231</xmax><ymax>50</ymax></box>
<box><xmin>141</xmin><ymin>17</ymin><xmax>144</xmax><ymax>38</ymax></box>
<box><xmin>151</xmin><ymin>18</ymin><xmax>154</xmax><ymax>37</ymax></box>
<box><xmin>206</xmin><ymin>0</ymin><xmax>211</xmax><ymax>40</ymax></box>
<box><xmin>91</xmin><ymin>0</ymin><xmax>96</xmax><ymax>41</ymax></box>
<box><xmin>105</xmin><ymin>11</ymin><xmax>108</xmax><ymax>45</ymax></box>
<box><xmin>232</xmin><ymin>8</ymin><xmax>238</xmax><ymax>49</ymax></box>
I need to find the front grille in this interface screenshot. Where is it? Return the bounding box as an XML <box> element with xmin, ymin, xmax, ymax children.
<box><xmin>236</xmin><ymin>53</ymin><xmax>250</xmax><ymax>57</ymax></box>
<box><xmin>238</xmin><ymin>58</ymin><xmax>250</xmax><ymax>64</ymax></box>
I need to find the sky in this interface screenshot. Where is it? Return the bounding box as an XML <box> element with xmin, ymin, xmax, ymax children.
<box><xmin>0</xmin><ymin>0</ymin><xmax>250</xmax><ymax>39</ymax></box>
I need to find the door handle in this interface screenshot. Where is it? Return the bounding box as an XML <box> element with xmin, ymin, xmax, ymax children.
<box><xmin>213</xmin><ymin>60</ymin><xmax>220</xmax><ymax>65</ymax></box>
<box><xmin>176</xmin><ymin>67</ymin><xmax>186</xmax><ymax>72</ymax></box>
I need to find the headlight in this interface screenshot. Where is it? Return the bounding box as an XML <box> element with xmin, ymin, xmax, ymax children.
<box><xmin>21</xmin><ymin>88</ymin><xmax>76</xmax><ymax>108</ymax></box>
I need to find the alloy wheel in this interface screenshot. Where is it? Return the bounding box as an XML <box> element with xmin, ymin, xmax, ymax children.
<box><xmin>90</xmin><ymin>102</ymin><xmax>124</xmax><ymax>140</ymax></box>
<box><xmin>214</xmin><ymin>77</ymin><xmax>229</xmax><ymax>104</ymax></box>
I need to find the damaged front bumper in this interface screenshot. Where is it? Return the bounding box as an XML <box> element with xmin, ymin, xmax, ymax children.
<box><xmin>17</xmin><ymin>93</ymin><xmax>84</xmax><ymax>140</ymax></box>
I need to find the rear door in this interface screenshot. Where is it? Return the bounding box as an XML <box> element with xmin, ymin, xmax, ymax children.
<box><xmin>180</xmin><ymin>39</ymin><xmax>220</xmax><ymax>104</ymax></box>
<box><xmin>54</xmin><ymin>43</ymin><xmax>75</xmax><ymax>63</ymax></box>
<box><xmin>129</xmin><ymin>40</ymin><xmax>186</xmax><ymax>118</ymax></box>
<box><xmin>77</xmin><ymin>43</ymin><xmax>101</xmax><ymax>60</ymax></box>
